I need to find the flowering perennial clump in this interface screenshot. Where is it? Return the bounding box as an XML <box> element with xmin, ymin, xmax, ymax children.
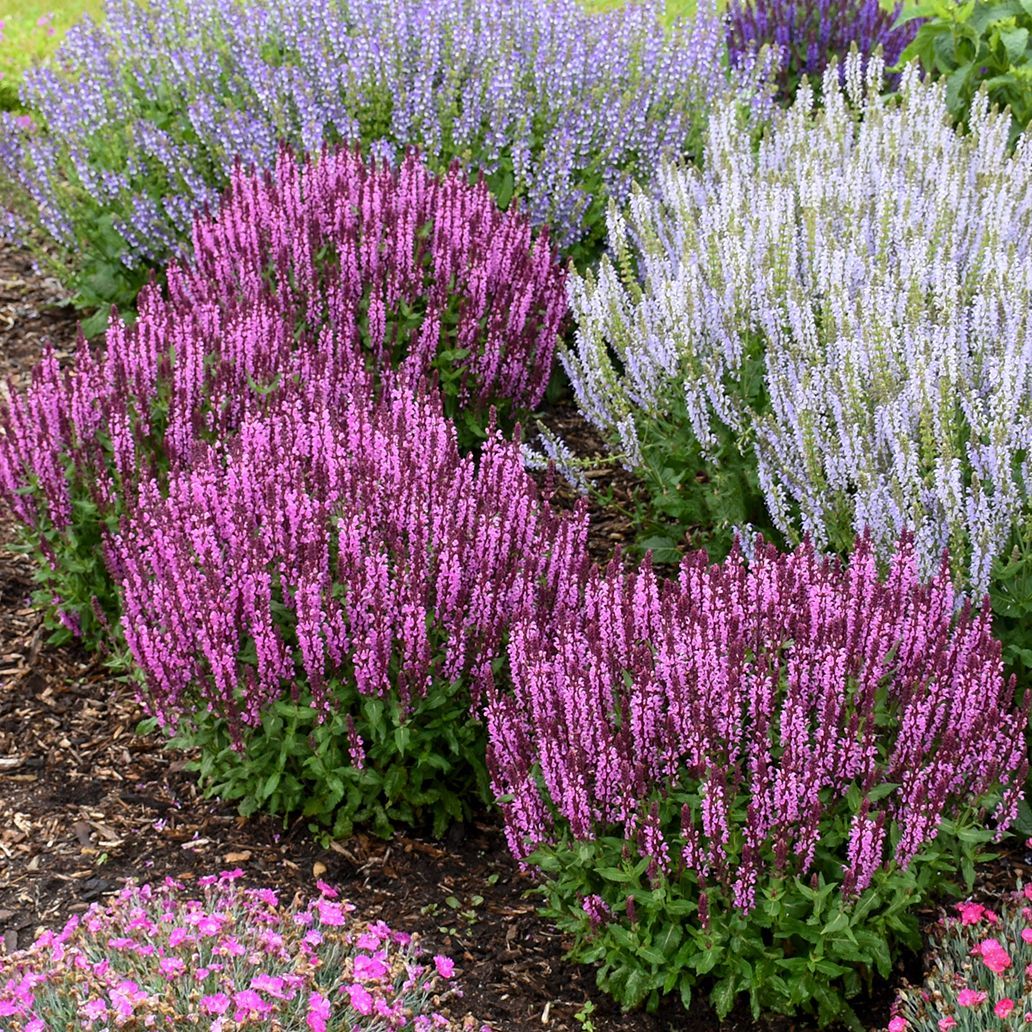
<box><xmin>0</xmin><ymin>0</ymin><xmax>773</xmax><ymax>308</ymax></box>
<box><xmin>184</xmin><ymin>147</ymin><xmax>567</xmax><ymax>417</ymax></box>
<box><xmin>566</xmin><ymin>56</ymin><xmax>1032</xmax><ymax>600</ymax></box>
<box><xmin>726</xmin><ymin>0</ymin><xmax>917</xmax><ymax>97</ymax></box>
<box><xmin>111</xmin><ymin>384</ymin><xmax>588</xmax><ymax>834</ymax></box>
<box><xmin>116</xmin><ymin>383</ymin><xmax>587</xmax><ymax>732</ymax></box>
<box><xmin>0</xmin><ymin>871</ymin><xmax>485</xmax><ymax>1030</ymax></box>
<box><xmin>889</xmin><ymin>884</ymin><xmax>1032</xmax><ymax>1031</ymax></box>
<box><xmin>487</xmin><ymin>535</ymin><xmax>1027</xmax><ymax>1021</ymax></box>
<box><xmin>0</xmin><ymin>147</ymin><xmax>566</xmax><ymax>644</ymax></box>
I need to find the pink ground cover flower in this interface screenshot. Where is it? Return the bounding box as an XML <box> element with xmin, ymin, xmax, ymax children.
<box><xmin>957</xmin><ymin>988</ymin><xmax>987</xmax><ymax>1007</ymax></box>
<box><xmin>955</xmin><ymin>902</ymin><xmax>987</xmax><ymax>925</ymax></box>
<box><xmin>894</xmin><ymin>883</ymin><xmax>1032</xmax><ymax>1030</ymax></box>
<box><xmin>0</xmin><ymin>876</ymin><xmax>485</xmax><ymax>1030</ymax></box>
<box><xmin>997</xmin><ymin>998</ymin><xmax>1016</xmax><ymax>1018</ymax></box>
<box><xmin>972</xmin><ymin>938</ymin><xmax>1012</xmax><ymax>973</ymax></box>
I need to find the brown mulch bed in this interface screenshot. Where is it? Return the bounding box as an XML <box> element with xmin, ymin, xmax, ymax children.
<box><xmin>1</xmin><ymin>237</ymin><xmax>1029</xmax><ymax>1032</ymax></box>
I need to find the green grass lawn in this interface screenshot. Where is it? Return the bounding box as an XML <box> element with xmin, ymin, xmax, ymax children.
<box><xmin>0</xmin><ymin>0</ymin><xmax>103</xmax><ymax>90</ymax></box>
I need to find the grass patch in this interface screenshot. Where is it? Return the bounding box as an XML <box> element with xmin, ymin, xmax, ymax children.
<box><xmin>0</xmin><ymin>0</ymin><xmax>104</xmax><ymax>107</ymax></box>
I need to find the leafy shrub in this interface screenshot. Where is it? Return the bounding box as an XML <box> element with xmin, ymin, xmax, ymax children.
<box><xmin>897</xmin><ymin>0</ymin><xmax>1032</xmax><ymax>145</ymax></box>
<box><xmin>0</xmin><ymin>0</ymin><xmax>774</xmax><ymax>312</ymax></box>
<box><xmin>486</xmin><ymin>536</ymin><xmax>1029</xmax><ymax>1027</ymax></box>
<box><xmin>0</xmin><ymin>870</ymin><xmax>485</xmax><ymax>1030</ymax></box>
<box><xmin>727</xmin><ymin>0</ymin><xmax>918</xmax><ymax>98</ymax></box>
<box><xmin>0</xmin><ymin>148</ymin><xmax>566</xmax><ymax>648</ymax></box>
<box><xmin>889</xmin><ymin>884</ymin><xmax>1032</xmax><ymax>1030</ymax></box>
<box><xmin>113</xmin><ymin>383</ymin><xmax>589</xmax><ymax>837</ymax></box>
<box><xmin>565</xmin><ymin>55</ymin><xmax>1032</xmax><ymax>616</ymax></box>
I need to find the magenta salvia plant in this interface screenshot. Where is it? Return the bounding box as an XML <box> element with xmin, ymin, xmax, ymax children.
<box><xmin>0</xmin><ymin>147</ymin><xmax>565</xmax><ymax>647</ymax></box>
<box><xmin>726</xmin><ymin>0</ymin><xmax>918</xmax><ymax>97</ymax></box>
<box><xmin>112</xmin><ymin>383</ymin><xmax>589</xmax><ymax>837</ymax></box>
<box><xmin>0</xmin><ymin>870</ymin><xmax>487</xmax><ymax>1030</ymax></box>
<box><xmin>486</xmin><ymin>536</ymin><xmax>1028</xmax><ymax>1024</ymax></box>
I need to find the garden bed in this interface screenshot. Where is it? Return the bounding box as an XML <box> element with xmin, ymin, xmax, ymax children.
<box><xmin>0</xmin><ymin>240</ymin><xmax>733</xmax><ymax>1032</ymax></box>
<box><xmin>1</xmin><ymin>237</ymin><xmax>1030</xmax><ymax>1032</ymax></box>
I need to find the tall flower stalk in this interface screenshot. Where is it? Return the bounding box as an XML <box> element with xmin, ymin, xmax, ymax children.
<box><xmin>0</xmin><ymin>148</ymin><xmax>566</xmax><ymax>645</ymax></box>
<box><xmin>487</xmin><ymin>535</ymin><xmax>1028</xmax><ymax>1022</ymax></box>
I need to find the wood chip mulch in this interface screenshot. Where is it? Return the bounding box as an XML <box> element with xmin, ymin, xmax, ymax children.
<box><xmin>1</xmin><ymin>237</ymin><xmax>1029</xmax><ymax>1032</ymax></box>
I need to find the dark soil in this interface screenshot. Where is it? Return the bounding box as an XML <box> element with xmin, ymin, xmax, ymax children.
<box><xmin>1</xmin><ymin>239</ymin><xmax>1029</xmax><ymax>1032</ymax></box>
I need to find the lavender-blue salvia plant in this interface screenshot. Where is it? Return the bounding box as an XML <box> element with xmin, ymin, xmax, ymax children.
<box><xmin>113</xmin><ymin>382</ymin><xmax>589</xmax><ymax>837</ymax></box>
<box><xmin>487</xmin><ymin>534</ymin><xmax>1029</xmax><ymax>1023</ymax></box>
<box><xmin>727</xmin><ymin>0</ymin><xmax>918</xmax><ymax>98</ymax></box>
<box><xmin>0</xmin><ymin>0</ymin><xmax>774</xmax><ymax>312</ymax></box>
<box><xmin>566</xmin><ymin>55</ymin><xmax>1032</xmax><ymax>637</ymax></box>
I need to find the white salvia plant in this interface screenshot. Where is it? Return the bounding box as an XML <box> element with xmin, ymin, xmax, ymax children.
<box><xmin>565</xmin><ymin>53</ymin><xmax>1032</xmax><ymax>595</ymax></box>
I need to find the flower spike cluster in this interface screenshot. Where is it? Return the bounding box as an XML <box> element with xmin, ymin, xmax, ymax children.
<box><xmin>487</xmin><ymin>535</ymin><xmax>1028</xmax><ymax>910</ymax></box>
<box><xmin>566</xmin><ymin>55</ymin><xmax>1032</xmax><ymax>596</ymax></box>
<box><xmin>113</xmin><ymin>382</ymin><xmax>590</xmax><ymax>738</ymax></box>
<box><xmin>0</xmin><ymin>0</ymin><xmax>774</xmax><ymax>294</ymax></box>
<box><xmin>726</xmin><ymin>0</ymin><xmax>917</xmax><ymax>97</ymax></box>
<box><xmin>0</xmin><ymin>147</ymin><xmax>566</xmax><ymax>641</ymax></box>
<box><xmin>184</xmin><ymin>147</ymin><xmax>567</xmax><ymax>414</ymax></box>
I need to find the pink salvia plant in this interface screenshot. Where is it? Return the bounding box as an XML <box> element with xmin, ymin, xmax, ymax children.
<box><xmin>112</xmin><ymin>381</ymin><xmax>589</xmax><ymax>741</ymax></box>
<box><xmin>181</xmin><ymin>147</ymin><xmax>567</xmax><ymax>414</ymax></box>
<box><xmin>0</xmin><ymin>148</ymin><xmax>566</xmax><ymax>645</ymax></box>
<box><xmin>0</xmin><ymin>871</ymin><xmax>487</xmax><ymax>1030</ymax></box>
<box><xmin>487</xmin><ymin>536</ymin><xmax>1028</xmax><ymax>907</ymax></box>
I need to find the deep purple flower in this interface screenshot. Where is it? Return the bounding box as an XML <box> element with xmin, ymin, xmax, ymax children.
<box><xmin>727</xmin><ymin>0</ymin><xmax>919</xmax><ymax>97</ymax></box>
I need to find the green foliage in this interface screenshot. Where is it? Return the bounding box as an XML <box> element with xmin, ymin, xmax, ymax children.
<box><xmin>897</xmin><ymin>0</ymin><xmax>1032</xmax><ymax>143</ymax></box>
<box><xmin>8</xmin><ymin>472</ymin><xmax>123</xmax><ymax>649</ymax></box>
<box><xmin>627</xmin><ymin>370</ymin><xmax>779</xmax><ymax>565</ymax></box>
<box><xmin>528</xmin><ymin>796</ymin><xmax>993</xmax><ymax>1028</ymax></box>
<box><xmin>992</xmin><ymin>515</ymin><xmax>1032</xmax><ymax>699</ymax></box>
<box><xmin>164</xmin><ymin>677</ymin><xmax>489</xmax><ymax>841</ymax></box>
